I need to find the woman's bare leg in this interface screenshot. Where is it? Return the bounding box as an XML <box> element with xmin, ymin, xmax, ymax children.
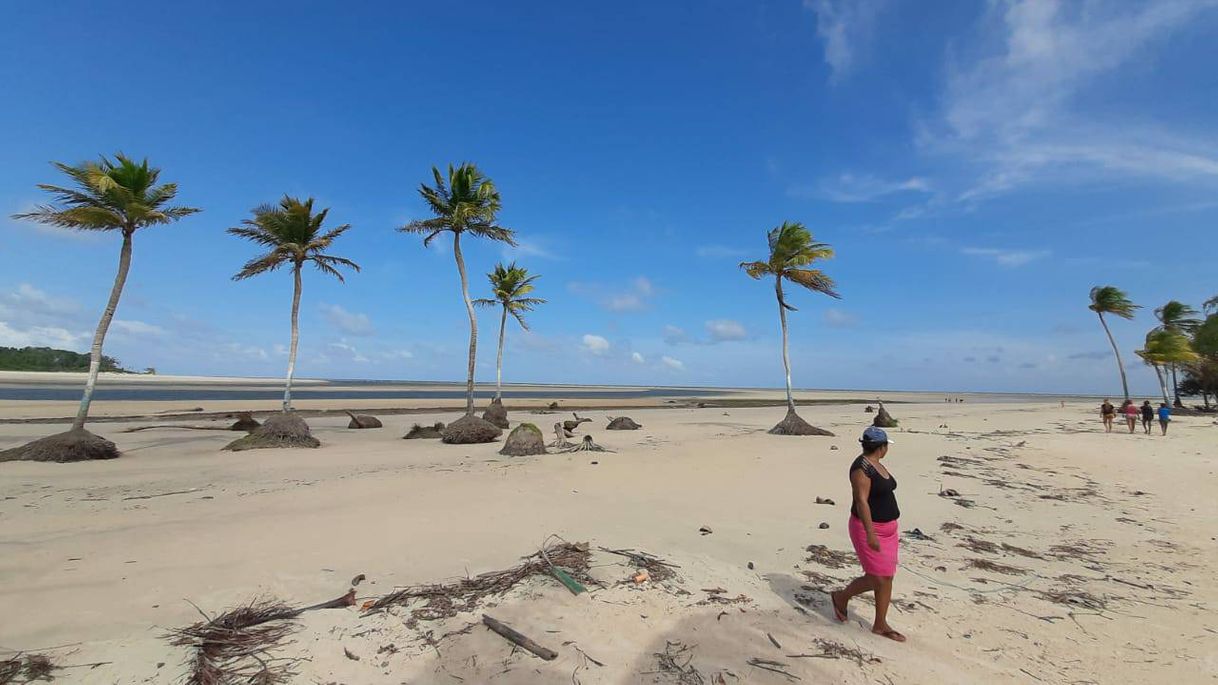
<box><xmin>871</xmin><ymin>576</ymin><xmax>905</xmax><ymax>641</ymax></box>
<box><xmin>831</xmin><ymin>575</ymin><xmax>875</xmax><ymax>621</ymax></box>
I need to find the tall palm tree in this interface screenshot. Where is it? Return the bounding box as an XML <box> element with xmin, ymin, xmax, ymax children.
<box><xmin>741</xmin><ymin>221</ymin><xmax>840</xmax><ymax>436</ymax></box>
<box><xmin>1089</xmin><ymin>286</ymin><xmax>1139</xmax><ymax>401</ymax></box>
<box><xmin>399</xmin><ymin>163</ymin><xmax>516</xmax><ymax>417</ymax></box>
<box><xmin>473</xmin><ymin>262</ymin><xmax>545</xmax><ymax>402</ymax></box>
<box><xmin>1137</xmin><ymin>329</ymin><xmax>1198</xmax><ymax>406</ymax></box>
<box><xmin>229</xmin><ymin>196</ymin><xmax>359</xmax><ymax>412</ymax></box>
<box><xmin>1154</xmin><ymin>300</ymin><xmax>1203</xmax><ymax>405</ymax></box>
<box><xmin>14</xmin><ymin>154</ymin><xmax>200</xmax><ymax>433</ymax></box>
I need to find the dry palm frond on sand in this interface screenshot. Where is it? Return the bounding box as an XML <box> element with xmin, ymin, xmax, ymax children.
<box><xmin>0</xmin><ymin>653</ymin><xmax>58</xmax><ymax>684</ymax></box>
<box><xmin>167</xmin><ymin>599</ymin><xmax>300</xmax><ymax>685</ymax></box>
<box><xmin>363</xmin><ymin>542</ymin><xmax>592</xmax><ymax>620</ymax></box>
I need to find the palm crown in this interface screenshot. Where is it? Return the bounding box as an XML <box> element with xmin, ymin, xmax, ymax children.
<box><xmin>13</xmin><ymin>153</ymin><xmax>200</xmax><ymax>232</ymax></box>
<box><xmin>398</xmin><ymin>163</ymin><xmax>516</xmax><ymax>246</ymax></box>
<box><xmin>1155</xmin><ymin>300</ymin><xmax>1202</xmax><ymax>334</ymax></box>
<box><xmin>1088</xmin><ymin>286</ymin><xmax>1139</xmax><ymax>319</ymax></box>
<box><xmin>740</xmin><ymin>221</ymin><xmax>840</xmax><ymax>308</ymax></box>
<box><xmin>1138</xmin><ymin>329</ymin><xmax>1199</xmax><ymax>365</ymax></box>
<box><xmin>474</xmin><ymin>262</ymin><xmax>546</xmax><ymax>330</ymax></box>
<box><xmin>228</xmin><ymin>196</ymin><xmax>360</xmax><ymax>281</ymax></box>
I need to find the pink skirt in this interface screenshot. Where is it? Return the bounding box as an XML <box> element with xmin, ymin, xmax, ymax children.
<box><xmin>848</xmin><ymin>515</ymin><xmax>899</xmax><ymax>576</ymax></box>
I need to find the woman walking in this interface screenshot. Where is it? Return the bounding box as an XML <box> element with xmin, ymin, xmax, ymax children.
<box><xmin>1100</xmin><ymin>399</ymin><xmax>1115</xmax><ymax>433</ymax></box>
<box><xmin>1140</xmin><ymin>401</ymin><xmax>1154</xmax><ymax>434</ymax></box>
<box><xmin>1158</xmin><ymin>403</ymin><xmax>1172</xmax><ymax>436</ymax></box>
<box><xmin>831</xmin><ymin>426</ymin><xmax>905</xmax><ymax>642</ymax></box>
<box><xmin>1122</xmin><ymin>400</ymin><xmax>1138</xmax><ymax>433</ymax></box>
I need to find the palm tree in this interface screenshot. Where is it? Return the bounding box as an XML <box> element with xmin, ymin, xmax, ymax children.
<box><xmin>3</xmin><ymin>154</ymin><xmax>199</xmax><ymax>462</ymax></box>
<box><xmin>1205</xmin><ymin>295</ymin><xmax>1218</xmax><ymax>314</ymax></box>
<box><xmin>399</xmin><ymin>163</ymin><xmax>516</xmax><ymax>418</ymax></box>
<box><xmin>1137</xmin><ymin>329</ymin><xmax>1198</xmax><ymax>406</ymax></box>
<box><xmin>474</xmin><ymin>262</ymin><xmax>545</xmax><ymax>402</ymax></box>
<box><xmin>229</xmin><ymin>196</ymin><xmax>359</xmax><ymax>412</ymax></box>
<box><xmin>741</xmin><ymin>221</ymin><xmax>840</xmax><ymax>436</ymax></box>
<box><xmin>1089</xmin><ymin>286</ymin><xmax>1139</xmax><ymax>401</ymax></box>
<box><xmin>1154</xmin><ymin>300</ymin><xmax>1203</xmax><ymax>405</ymax></box>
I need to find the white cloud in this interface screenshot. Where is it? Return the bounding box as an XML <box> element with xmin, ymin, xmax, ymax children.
<box><xmin>503</xmin><ymin>237</ymin><xmax>562</xmax><ymax>261</ymax></box>
<box><xmin>662</xmin><ymin>325</ymin><xmax>688</xmax><ymax>345</ymax></box>
<box><xmin>328</xmin><ymin>341</ymin><xmax>370</xmax><ymax>363</ymax></box>
<box><xmin>922</xmin><ymin>0</ymin><xmax>1218</xmax><ymax>205</ymax></box>
<box><xmin>581</xmin><ymin>334</ymin><xmax>610</xmax><ymax>355</ymax></box>
<box><xmin>223</xmin><ymin>342</ymin><xmax>269</xmax><ymax>361</ymax></box>
<box><xmin>383</xmin><ymin>349</ymin><xmax>414</xmax><ymax>360</ymax></box>
<box><xmin>804</xmin><ymin>0</ymin><xmax>890</xmax><ymax>82</ymax></box>
<box><xmin>0</xmin><ymin>283</ymin><xmax>80</xmax><ymax>319</ymax></box>
<box><xmin>960</xmin><ymin>247</ymin><xmax>1051</xmax><ymax>268</ymax></box>
<box><xmin>661</xmin><ymin>355</ymin><xmax>685</xmax><ymax>371</ymax></box>
<box><xmin>320</xmin><ymin>303</ymin><xmax>374</xmax><ymax>336</ymax></box>
<box><xmin>798</xmin><ymin>173</ymin><xmax>931</xmax><ymax>203</ymax></box>
<box><xmin>0</xmin><ymin>321</ymin><xmax>89</xmax><ymax>348</ymax></box>
<box><xmin>823</xmin><ymin>308</ymin><xmax>858</xmax><ymax>328</ymax></box>
<box><xmin>111</xmin><ymin>319</ymin><xmax>166</xmax><ymax>337</ymax></box>
<box><xmin>573</xmin><ymin>276</ymin><xmax>657</xmax><ymax>313</ymax></box>
<box><xmin>705</xmin><ymin>319</ymin><xmax>747</xmax><ymax>342</ymax></box>
<box><xmin>631</xmin><ymin>352</ymin><xmax>646</xmax><ymax>364</ymax></box>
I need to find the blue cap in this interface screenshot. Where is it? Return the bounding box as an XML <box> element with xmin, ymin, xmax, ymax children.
<box><xmin>861</xmin><ymin>426</ymin><xmax>893</xmax><ymax>444</ymax></box>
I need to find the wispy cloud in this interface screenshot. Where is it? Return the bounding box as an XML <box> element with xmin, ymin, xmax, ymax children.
<box><xmin>823</xmin><ymin>308</ymin><xmax>858</xmax><ymax>328</ymax></box>
<box><xmin>695</xmin><ymin>245</ymin><xmax>748</xmax><ymax>259</ymax></box>
<box><xmin>571</xmin><ymin>276</ymin><xmax>657</xmax><ymax>313</ymax></box>
<box><xmin>503</xmin><ymin>236</ymin><xmax>563</xmax><ymax>261</ymax></box>
<box><xmin>321</xmin><ymin>303</ymin><xmax>374</xmax><ymax>336</ymax></box>
<box><xmin>796</xmin><ymin>173</ymin><xmax>931</xmax><ymax>203</ymax></box>
<box><xmin>661</xmin><ymin>355</ymin><xmax>685</xmax><ymax>371</ymax></box>
<box><xmin>704</xmin><ymin>319</ymin><xmax>748</xmax><ymax>342</ymax></box>
<box><xmin>631</xmin><ymin>351</ymin><xmax>646</xmax><ymax>364</ymax></box>
<box><xmin>920</xmin><ymin>0</ymin><xmax>1218</xmax><ymax>206</ymax></box>
<box><xmin>960</xmin><ymin>247</ymin><xmax>1051</xmax><ymax>267</ymax></box>
<box><xmin>804</xmin><ymin>0</ymin><xmax>890</xmax><ymax>82</ymax></box>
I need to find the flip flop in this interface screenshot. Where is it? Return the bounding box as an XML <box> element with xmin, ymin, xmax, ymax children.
<box><xmin>874</xmin><ymin>628</ymin><xmax>906</xmax><ymax>642</ymax></box>
<box><xmin>830</xmin><ymin>591</ymin><xmax>848</xmax><ymax>622</ymax></box>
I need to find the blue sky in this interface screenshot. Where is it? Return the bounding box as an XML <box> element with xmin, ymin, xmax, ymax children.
<box><xmin>1</xmin><ymin>1</ymin><xmax>1215</xmax><ymax>395</ymax></box>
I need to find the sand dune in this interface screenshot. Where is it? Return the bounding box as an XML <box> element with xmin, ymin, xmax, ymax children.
<box><xmin>1</xmin><ymin>401</ymin><xmax>1213</xmax><ymax>683</ymax></box>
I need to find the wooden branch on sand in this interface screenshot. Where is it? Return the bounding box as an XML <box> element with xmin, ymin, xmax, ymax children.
<box><xmin>482</xmin><ymin>614</ymin><xmax>558</xmax><ymax>661</ymax></box>
<box><xmin>121</xmin><ymin>425</ymin><xmax>234</xmax><ymax>433</ymax></box>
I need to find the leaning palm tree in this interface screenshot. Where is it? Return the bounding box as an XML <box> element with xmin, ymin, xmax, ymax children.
<box><xmin>1</xmin><ymin>154</ymin><xmax>199</xmax><ymax>463</ymax></box>
<box><xmin>399</xmin><ymin>163</ymin><xmax>516</xmax><ymax>443</ymax></box>
<box><xmin>473</xmin><ymin>262</ymin><xmax>545</xmax><ymax>428</ymax></box>
<box><xmin>741</xmin><ymin>221</ymin><xmax>840</xmax><ymax>436</ymax></box>
<box><xmin>1154</xmin><ymin>300</ymin><xmax>1203</xmax><ymax>405</ymax></box>
<box><xmin>229</xmin><ymin>196</ymin><xmax>359</xmax><ymax>415</ymax></box>
<box><xmin>1137</xmin><ymin>329</ymin><xmax>1199</xmax><ymax>406</ymax></box>
<box><xmin>1089</xmin><ymin>286</ymin><xmax>1139</xmax><ymax>402</ymax></box>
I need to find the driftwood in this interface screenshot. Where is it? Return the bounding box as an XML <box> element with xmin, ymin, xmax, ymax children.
<box><xmin>549</xmin><ymin>422</ymin><xmax>572</xmax><ymax>448</ymax></box>
<box><xmin>482</xmin><ymin>614</ymin><xmax>558</xmax><ymax>661</ymax></box>
<box><xmin>563</xmin><ymin>435</ymin><xmax>611</xmax><ymax>452</ymax></box>
<box><xmin>122</xmin><ymin>425</ymin><xmax>232</xmax><ymax>433</ymax></box>
<box><xmin>872</xmin><ymin>402</ymin><xmax>898</xmax><ymax>428</ymax></box>
<box><xmin>345</xmin><ymin>411</ymin><xmax>383</xmax><ymax>429</ymax></box>
<box><xmin>606</xmin><ymin>416</ymin><xmax>642</xmax><ymax>430</ymax></box>
<box><xmin>563</xmin><ymin>412</ymin><xmax>591</xmax><ymax>433</ymax></box>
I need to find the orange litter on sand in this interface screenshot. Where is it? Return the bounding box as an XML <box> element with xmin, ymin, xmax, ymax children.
<box><xmin>632</xmin><ymin>569</ymin><xmax>650</xmax><ymax>584</ymax></box>
<box><xmin>360</xmin><ymin>599</ymin><xmax>376</xmax><ymax>610</ymax></box>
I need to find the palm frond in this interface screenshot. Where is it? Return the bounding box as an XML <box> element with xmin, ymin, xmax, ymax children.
<box><xmin>784</xmin><ymin>268</ymin><xmax>841</xmax><ymax>299</ymax></box>
<box><xmin>1089</xmin><ymin>285</ymin><xmax>1139</xmax><ymax>319</ymax></box>
<box><xmin>740</xmin><ymin>261</ymin><xmax>774</xmax><ymax>279</ymax></box>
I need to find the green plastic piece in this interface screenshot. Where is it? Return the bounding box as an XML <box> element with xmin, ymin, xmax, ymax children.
<box><xmin>550</xmin><ymin>567</ymin><xmax>587</xmax><ymax>595</ymax></box>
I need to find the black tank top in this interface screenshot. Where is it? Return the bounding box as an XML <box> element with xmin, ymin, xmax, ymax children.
<box><xmin>850</xmin><ymin>456</ymin><xmax>900</xmax><ymax>523</ymax></box>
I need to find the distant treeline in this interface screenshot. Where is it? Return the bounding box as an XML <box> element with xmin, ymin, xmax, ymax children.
<box><xmin>0</xmin><ymin>346</ymin><xmax>131</xmax><ymax>373</ymax></box>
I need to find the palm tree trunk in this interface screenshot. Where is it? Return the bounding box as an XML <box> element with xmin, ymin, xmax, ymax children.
<box><xmin>775</xmin><ymin>278</ymin><xmax>795</xmax><ymax>413</ymax></box>
<box><xmin>1097</xmin><ymin>312</ymin><xmax>1130</xmax><ymax>401</ymax></box>
<box><xmin>1152</xmin><ymin>364</ymin><xmax>1170</xmax><ymax>406</ymax></box>
<box><xmin>495</xmin><ymin>304</ymin><xmax>507</xmax><ymax>402</ymax></box>
<box><xmin>453</xmin><ymin>232</ymin><xmax>477</xmax><ymax>416</ymax></box>
<box><xmin>73</xmin><ymin>230</ymin><xmax>134</xmax><ymax>430</ymax></box>
<box><xmin>283</xmin><ymin>262</ymin><xmax>302</xmax><ymax>413</ymax></box>
<box><xmin>1170</xmin><ymin>363</ymin><xmax>1181</xmax><ymax>406</ymax></box>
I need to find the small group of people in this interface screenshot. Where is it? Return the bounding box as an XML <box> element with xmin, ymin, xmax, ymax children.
<box><xmin>1100</xmin><ymin>398</ymin><xmax>1171</xmax><ymax>435</ymax></box>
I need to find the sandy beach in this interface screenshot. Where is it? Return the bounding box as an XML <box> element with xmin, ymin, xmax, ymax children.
<box><xmin>1</xmin><ymin>397</ymin><xmax>1214</xmax><ymax>684</ymax></box>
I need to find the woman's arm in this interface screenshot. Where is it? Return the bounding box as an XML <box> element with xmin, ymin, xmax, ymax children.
<box><xmin>851</xmin><ymin>468</ymin><xmax>880</xmax><ymax>551</ymax></box>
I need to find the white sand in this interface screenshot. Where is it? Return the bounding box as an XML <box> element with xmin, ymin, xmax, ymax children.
<box><xmin>1</xmin><ymin>400</ymin><xmax>1213</xmax><ymax>683</ymax></box>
